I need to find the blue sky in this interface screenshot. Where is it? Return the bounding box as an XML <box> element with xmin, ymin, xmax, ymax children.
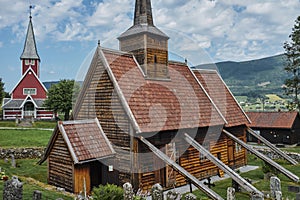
<box><xmin>0</xmin><ymin>0</ymin><xmax>300</xmax><ymax>92</ymax></box>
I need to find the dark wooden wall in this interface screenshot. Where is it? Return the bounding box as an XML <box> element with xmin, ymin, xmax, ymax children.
<box><xmin>48</xmin><ymin>133</ymin><xmax>74</xmax><ymax>192</ymax></box>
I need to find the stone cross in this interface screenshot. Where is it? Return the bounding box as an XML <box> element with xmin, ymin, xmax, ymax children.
<box><xmin>3</xmin><ymin>176</ymin><xmax>23</xmax><ymax>200</ymax></box>
<box><xmin>185</xmin><ymin>193</ymin><xmax>197</xmax><ymax>200</ymax></box>
<box><xmin>33</xmin><ymin>190</ymin><xmax>42</xmax><ymax>200</ymax></box>
<box><xmin>270</xmin><ymin>176</ymin><xmax>281</xmax><ymax>198</ymax></box>
<box><xmin>227</xmin><ymin>187</ymin><xmax>235</xmax><ymax>200</ymax></box>
<box><xmin>123</xmin><ymin>182</ymin><xmax>134</xmax><ymax>200</ymax></box>
<box><xmin>151</xmin><ymin>183</ymin><xmax>163</xmax><ymax>200</ymax></box>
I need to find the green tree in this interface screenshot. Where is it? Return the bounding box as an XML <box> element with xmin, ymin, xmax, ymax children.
<box><xmin>283</xmin><ymin>16</ymin><xmax>300</xmax><ymax>110</ymax></box>
<box><xmin>0</xmin><ymin>78</ymin><xmax>5</xmax><ymax>106</ymax></box>
<box><xmin>44</xmin><ymin>79</ymin><xmax>80</xmax><ymax>120</ymax></box>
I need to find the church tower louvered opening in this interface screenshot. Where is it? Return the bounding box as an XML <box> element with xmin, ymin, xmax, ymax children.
<box><xmin>118</xmin><ymin>0</ymin><xmax>170</xmax><ymax>80</ymax></box>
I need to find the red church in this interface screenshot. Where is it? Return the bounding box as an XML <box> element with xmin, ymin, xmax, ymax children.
<box><xmin>2</xmin><ymin>14</ymin><xmax>54</xmax><ymax>120</ymax></box>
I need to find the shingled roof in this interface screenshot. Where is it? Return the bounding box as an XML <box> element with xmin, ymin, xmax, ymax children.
<box><xmin>193</xmin><ymin>69</ymin><xmax>250</xmax><ymax>127</ymax></box>
<box><xmin>246</xmin><ymin>111</ymin><xmax>299</xmax><ymax>129</ymax></box>
<box><xmin>39</xmin><ymin>118</ymin><xmax>115</xmax><ymax>164</ymax></box>
<box><xmin>73</xmin><ymin>47</ymin><xmax>226</xmax><ymax>133</ymax></box>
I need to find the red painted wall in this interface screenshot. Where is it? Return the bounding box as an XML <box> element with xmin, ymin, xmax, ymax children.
<box><xmin>12</xmin><ymin>70</ymin><xmax>46</xmax><ymax>99</ymax></box>
<box><xmin>22</xmin><ymin>60</ymin><xmax>39</xmax><ymax>77</ymax></box>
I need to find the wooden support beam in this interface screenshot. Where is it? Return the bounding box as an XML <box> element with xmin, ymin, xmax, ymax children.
<box><xmin>223</xmin><ymin>129</ymin><xmax>299</xmax><ymax>183</ymax></box>
<box><xmin>184</xmin><ymin>133</ymin><xmax>263</xmax><ymax>196</ymax></box>
<box><xmin>247</xmin><ymin>128</ymin><xmax>298</xmax><ymax>165</ymax></box>
<box><xmin>139</xmin><ymin>136</ymin><xmax>224</xmax><ymax>200</ymax></box>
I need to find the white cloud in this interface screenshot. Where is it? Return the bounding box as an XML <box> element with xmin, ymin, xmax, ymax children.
<box><xmin>1</xmin><ymin>0</ymin><xmax>300</xmax><ymax>64</ymax></box>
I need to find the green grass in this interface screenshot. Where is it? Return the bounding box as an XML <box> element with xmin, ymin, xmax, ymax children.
<box><xmin>190</xmin><ymin>154</ymin><xmax>300</xmax><ymax>199</ymax></box>
<box><xmin>0</xmin><ymin>159</ymin><xmax>73</xmax><ymax>199</ymax></box>
<box><xmin>0</xmin><ymin>129</ymin><xmax>52</xmax><ymax>148</ymax></box>
<box><xmin>0</xmin><ymin>120</ymin><xmax>56</xmax><ymax>129</ymax></box>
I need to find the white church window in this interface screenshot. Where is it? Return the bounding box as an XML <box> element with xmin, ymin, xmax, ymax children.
<box><xmin>23</xmin><ymin>88</ymin><xmax>37</xmax><ymax>95</ymax></box>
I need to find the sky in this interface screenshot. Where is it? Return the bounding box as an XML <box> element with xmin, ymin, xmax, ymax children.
<box><xmin>0</xmin><ymin>0</ymin><xmax>300</xmax><ymax>92</ymax></box>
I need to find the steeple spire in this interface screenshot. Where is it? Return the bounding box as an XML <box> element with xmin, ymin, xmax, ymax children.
<box><xmin>134</xmin><ymin>0</ymin><xmax>154</xmax><ymax>26</ymax></box>
<box><xmin>20</xmin><ymin>7</ymin><xmax>40</xmax><ymax>61</ymax></box>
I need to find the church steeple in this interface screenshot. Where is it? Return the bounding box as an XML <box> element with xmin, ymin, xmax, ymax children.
<box><xmin>134</xmin><ymin>0</ymin><xmax>154</xmax><ymax>26</ymax></box>
<box><xmin>118</xmin><ymin>0</ymin><xmax>169</xmax><ymax>80</ymax></box>
<box><xmin>20</xmin><ymin>6</ymin><xmax>40</xmax><ymax>77</ymax></box>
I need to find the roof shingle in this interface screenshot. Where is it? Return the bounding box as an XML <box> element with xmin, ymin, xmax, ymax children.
<box><xmin>59</xmin><ymin>119</ymin><xmax>115</xmax><ymax>163</ymax></box>
<box><xmin>102</xmin><ymin>49</ymin><xmax>226</xmax><ymax>133</ymax></box>
<box><xmin>246</xmin><ymin>111</ymin><xmax>299</xmax><ymax>129</ymax></box>
<box><xmin>193</xmin><ymin>69</ymin><xmax>250</xmax><ymax>127</ymax></box>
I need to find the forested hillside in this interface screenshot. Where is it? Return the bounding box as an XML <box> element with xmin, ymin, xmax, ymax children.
<box><xmin>195</xmin><ymin>54</ymin><xmax>288</xmax><ymax>97</ymax></box>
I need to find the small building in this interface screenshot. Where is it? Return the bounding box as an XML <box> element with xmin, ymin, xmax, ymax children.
<box><xmin>2</xmin><ymin>14</ymin><xmax>54</xmax><ymax>120</ymax></box>
<box><xmin>40</xmin><ymin>0</ymin><xmax>250</xmax><ymax>195</ymax></box>
<box><xmin>246</xmin><ymin>111</ymin><xmax>300</xmax><ymax>145</ymax></box>
<box><xmin>39</xmin><ymin>118</ymin><xmax>116</xmax><ymax>193</ymax></box>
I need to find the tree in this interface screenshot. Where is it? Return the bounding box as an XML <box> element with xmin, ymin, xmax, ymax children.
<box><xmin>0</xmin><ymin>78</ymin><xmax>5</xmax><ymax>106</ymax></box>
<box><xmin>44</xmin><ymin>79</ymin><xmax>80</xmax><ymax>120</ymax></box>
<box><xmin>283</xmin><ymin>16</ymin><xmax>300</xmax><ymax>110</ymax></box>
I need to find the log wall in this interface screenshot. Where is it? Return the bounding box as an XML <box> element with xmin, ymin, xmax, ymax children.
<box><xmin>48</xmin><ymin>133</ymin><xmax>74</xmax><ymax>192</ymax></box>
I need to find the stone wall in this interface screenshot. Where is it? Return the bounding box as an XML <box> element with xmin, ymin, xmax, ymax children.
<box><xmin>255</xmin><ymin>148</ymin><xmax>300</xmax><ymax>161</ymax></box>
<box><xmin>0</xmin><ymin>148</ymin><xmax>45</xmax><ymax>159</ymax></box>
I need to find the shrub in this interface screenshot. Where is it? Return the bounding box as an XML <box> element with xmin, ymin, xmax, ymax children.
<box><xmin>92</xmin><ymin>184</ymin><xmax>123</xmax><ymax>200</ymax></box>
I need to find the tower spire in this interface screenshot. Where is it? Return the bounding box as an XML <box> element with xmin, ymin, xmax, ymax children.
<box><xmin>134</xmin><ymin>0</ymin><xmax>154</xmax><ymax>26</ymax></box>
<box><xmin>20</xmin><ymin>8</ymin><xmax>40</xmax><ymax>61</ymax></box>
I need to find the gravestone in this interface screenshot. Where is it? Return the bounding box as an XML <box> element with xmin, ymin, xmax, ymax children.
<box><xmin>11</xmin><ymin>154</ymin><xmax>16</xmax><ymax>168</ymax></box>
<box><xmin>123</xmin><ymin>182</ymin><xmax>134</xmax><ymax>200</ymax></box>
<box><xmin>227</xmin><ymin>187</ymin><xmax>235</xmax><ymax>200</ymax></box>
<box><xmin>296</xmin><ymin>193</ymin><xmax>300</xmax><ymax>200</ymax></box>
<box><xmin>166</xmin><ymin>190</ymin><xmax>180</xmax><ymax>200</ymax></box>
<box><xmin>270</xmin><ymin>176</ymin><xmax>281</xmax><ymax>198</ymax></box>
<box><xmin>251</xmin><ymin>193</ymin><xmax>264</xmax><ymax>200</ymax></box>
<box><xmin>275</xmin><ymin>191</ymin><xmax>282</xmax><ymax>200</ymax></box>
<box><xmin>185</xmin><ymin>193</ymin><xmax>197</xmax><ymax>200</ymax></box>
<box><xmin>151</xmin><ymin>183</ymin><xmax>163</xmax><ymax>200</ymax></box>
<box><xmin>3</xmin><ymin>176</ymin><xmax>23</xmax><ymax>200</ymax></box>
<box><xmin>232</xmin><ymin>180</ymin><xmax>241</xmax><ymax>192</ymax></box>
<box><xmin>33</xmin><ymin>190</ymin><xmax>42</xmax><ymax>200</ymax></box>
<box><xmin>288</xmin><ymin>185</ymin><xmax>300</xmax><ymax>193</ymax></box>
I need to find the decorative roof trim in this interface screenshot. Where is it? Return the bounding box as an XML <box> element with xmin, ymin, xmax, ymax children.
<box><xmin>19</xmin><ymin>95</ymin><xmax>38</xmax><ymax>108</ymax></box>
<box><xmin>10</xmin><ymin>66</ymin><xmax>47</xmax><ymax>95</ymax></box>
<box><xmin>99</xmin><ymin>47</ymin><xmax>142</xmax><ymax>134</ymax></box>
<box><xmin>189</xmin><ymin>68</ymin><xmax>228</xmax><ymax>125</ymax></box>
<box><xmin>95</xmin><ymin>118</ymin><xmax>116</xmax><ymax>154</ymax></box>
<box><xmin>58</xmin><ymin>122</ymin><xmax>79</xmax><ymax>164</ymax></box>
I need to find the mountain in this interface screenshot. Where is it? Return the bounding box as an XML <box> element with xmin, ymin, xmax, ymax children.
<box><xmin>195</xmin><ymin>54</ymin><xmax>288</xmax><ymax>96</ymax></box>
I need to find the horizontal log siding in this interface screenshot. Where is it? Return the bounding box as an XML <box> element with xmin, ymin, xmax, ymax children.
<box><xmin>48</xmin><ymin>133</ymin><xmax>74</xmax><ymax>192</ymax></box>
<box><xmin>227</xmin><ymin>126</ymin><xmax>248</xmax><ymax>168</ymax></box>
<box><xmin>138</xmin><ymin>127</ymin><xmax>234</xmax><ymax>191</ymax></box>
<box><xmin>77</xmin><ymin>57</ymin><xmax>132</xmax><ymax>185</ymax></box>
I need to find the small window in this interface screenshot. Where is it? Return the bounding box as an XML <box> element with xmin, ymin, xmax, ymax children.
<box><xmin>200</xmin><ymin>143</ymin><xmax>210</xmax><ymax>162</ymax></box>
<box><xmin>23</xmin><ymin>88</ymin><xmax>37</xmax><ymax>95</ymax></box>
<box><xmin>30</xmin><ymin>60</ymin><xmax>35</xmax><ymax>65</ymax></box>
<box><xmin>235</xmin><ymin>142</ymin><xmax>242</xmax><ymax>153</ymax></box>
<box><xmin>25</xmin><ymin>60</ymin><xmax>30</xmax><ymax>65</ymax></box>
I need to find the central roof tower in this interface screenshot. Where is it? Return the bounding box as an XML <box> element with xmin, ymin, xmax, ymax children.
<box><xmin>118</xmin><ymin>0</ymin><xmax>170</xmax><ymax>80</ymax></box>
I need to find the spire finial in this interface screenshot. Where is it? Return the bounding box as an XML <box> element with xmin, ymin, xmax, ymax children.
<box><xmin>98</xmin><ymin>40</ymin><xmax>101</xmax><ymax>46</ymax></box>
<box><xmin>29</xmin><ymin>5</ymin><xmax>33</xmax><ymax>19</ymax></box>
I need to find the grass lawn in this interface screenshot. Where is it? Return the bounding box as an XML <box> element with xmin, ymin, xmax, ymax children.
<box><xmin>0</xmin><ymin>129</ymin><xmax>52</xmax><ymax>148</ymax></box>
<box><xmin>0</xmin><ymin>121</ymin><xmax>56</xmax><ymax>129</ymax></box>
<box><xmin>190</xmin><ymin>154</ymin><xmax>300</xmax><ymax>199</ymax></box>
<box><xmin>0</xmin><ymin>159</ymin><xmax>74</xmax><ymax>199</ymax></box>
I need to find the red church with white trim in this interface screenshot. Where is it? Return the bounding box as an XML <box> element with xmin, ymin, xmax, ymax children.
<box><xmin>2</xmin><ymin>15</ymin><xmax>54</xmax><ymax>120</ymax></box>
